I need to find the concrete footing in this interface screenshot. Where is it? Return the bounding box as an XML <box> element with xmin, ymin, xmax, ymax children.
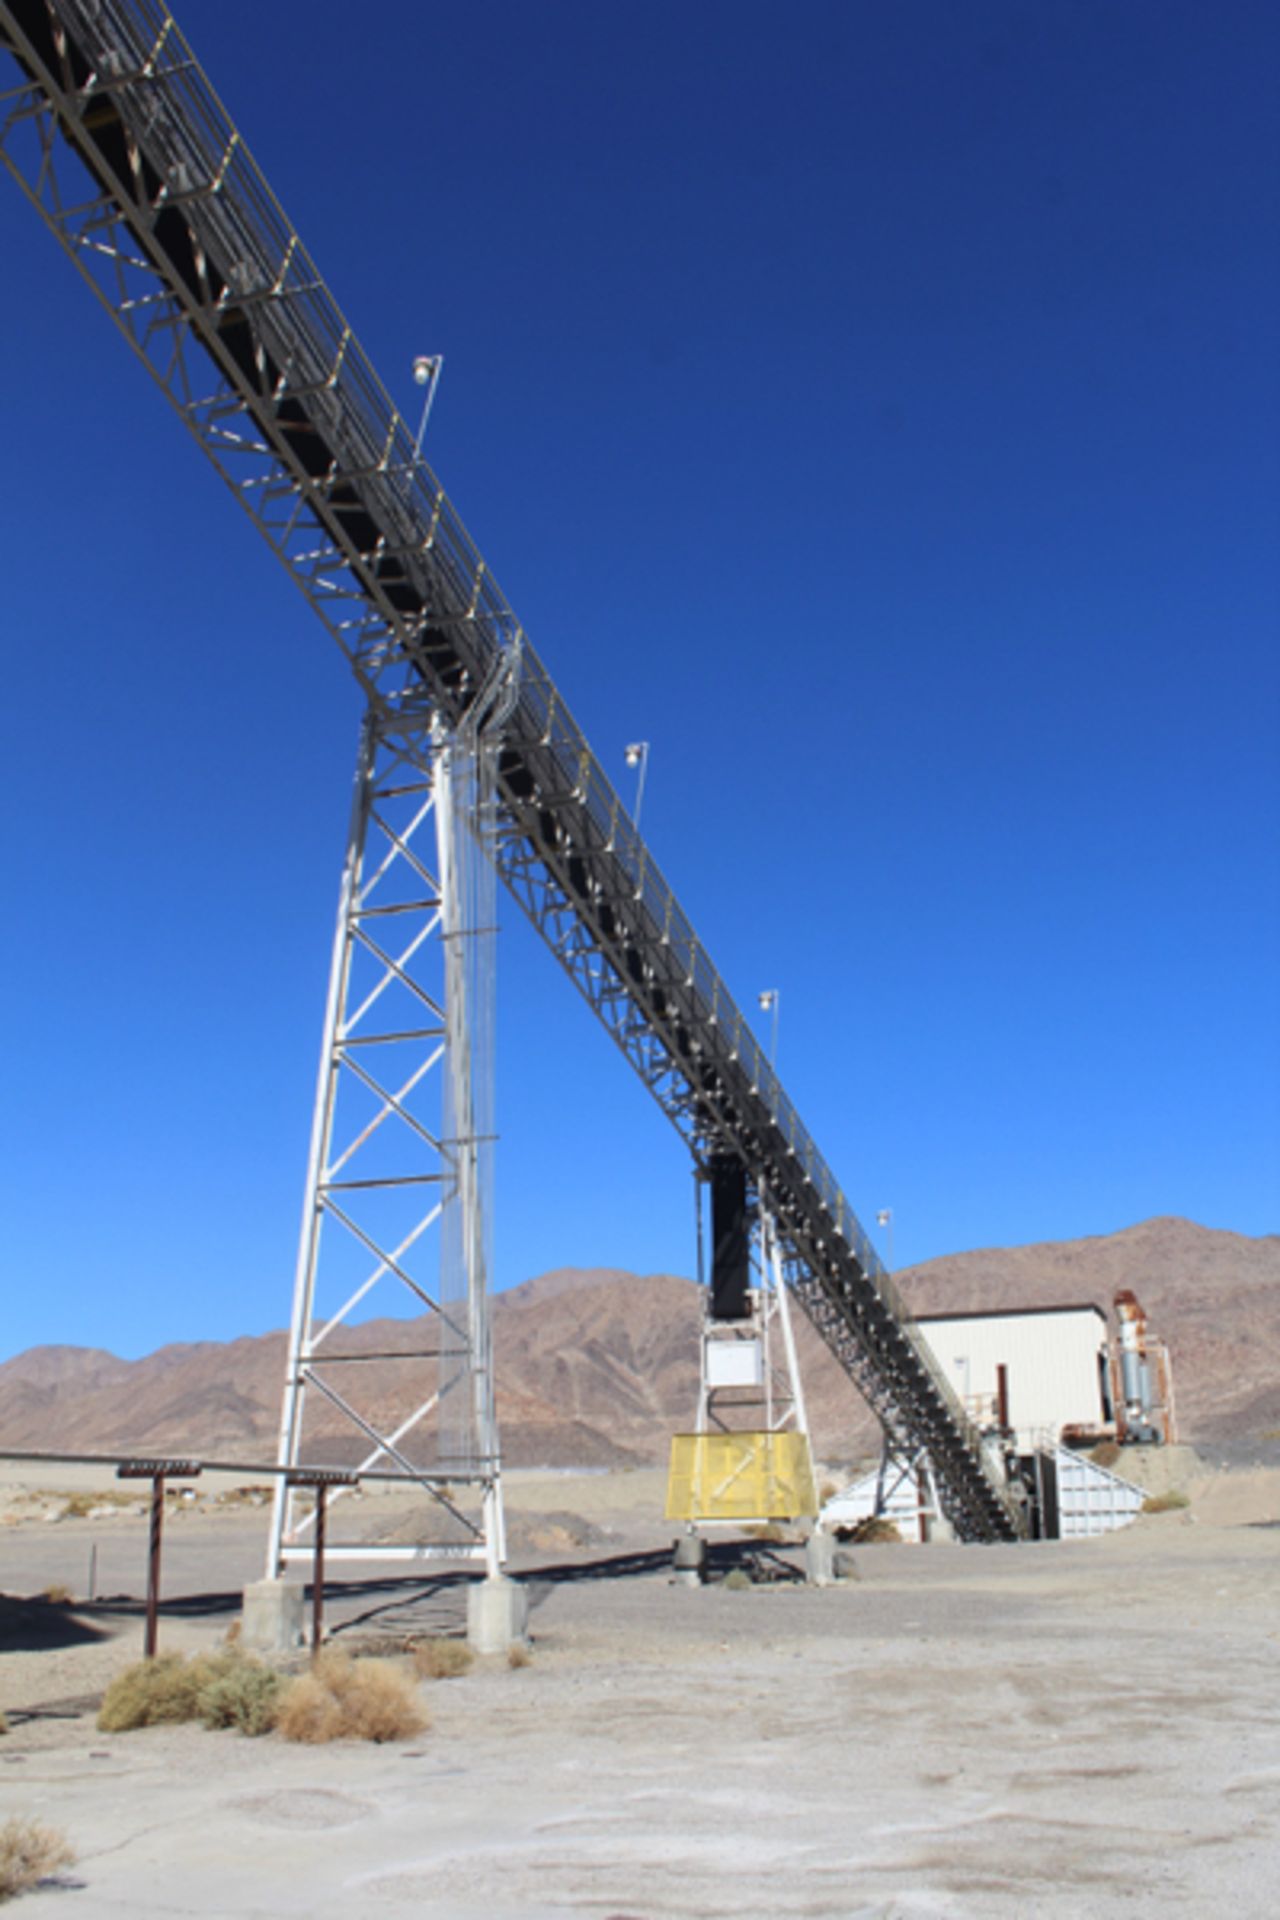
<box><xmin>805</xmin><ymin>1520</ymin><xmax>867</xmax><ymax>1582</ymax></box>
<box><xmin>670</xmin><ymin>1533</ymin><xmax>707</xmax><ymax>1587</ymax></box>
<box><xmin>805</xmin><ymin>1531</ymin><xmax>857</xmax><ymax>1586</ymax></box>
<box><xmin>805</xmin><ymin>1529</ymin><xmax>836</xmax><ymax>1586</ymax></box>
<box><xmin>240</xmin><ymin>1578</ymin><xmax>307</xmax><ymax>1652</ymax></box>
<box><xmin>466</xmin><ymin>1575</ymin><xmax>528</xmax><ymax>1655</ymax></box>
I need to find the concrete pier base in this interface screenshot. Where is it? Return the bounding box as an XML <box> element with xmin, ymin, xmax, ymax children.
<box><xmin>670</xmin><ymin>1533</ymin><xmax>707</xmax><ymax>1587</ymax></box>
<box><xmin>466</xmin><ymin>1575</ymin><xmax>528</xmax><ymax>1655</ymax></box>
<box><xmin>805</xmin><ymin>1520</ymin><xmax>836</xmax><ymax>1582</ymax></box>
<box><xmin>805</xmin><ymin>1532</ymin><xmax>858</xmax><ymax>1585</ymax></box>
<box><xmin>805</xmin><ymin>1529</ymin><xmax>836</xmax><ymax>1586</ymax></box>
<box><xmin>240</xmin><ymin>1578</ymin><xmax>307</xmax><ymax>1652</ymax></box>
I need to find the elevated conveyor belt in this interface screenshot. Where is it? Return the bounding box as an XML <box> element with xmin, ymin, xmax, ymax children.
<box><xmin>0</xmin><ymin>0</ymin><xmax>1025</xmax><ymax>1541</ymax></box>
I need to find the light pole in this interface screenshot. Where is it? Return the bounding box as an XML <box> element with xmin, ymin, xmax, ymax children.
<box><xmin>757</xmin><ymin>989</ymin><xmax>780</xmax><ymax>1068</ymax></box>
<box><xmin>411</xmin><ymin>353</ymin><xmax>443</xmax><ymax>454</ymax></box>
<box><xmin>876</xmin><ymin>1207</ymin><xmax>894</xmax><ymax>1273</ymax></box>
<box><xmin>624</xmin><ymin>741</ymin><xmax>650</xmax><ymax>831</ymax></box>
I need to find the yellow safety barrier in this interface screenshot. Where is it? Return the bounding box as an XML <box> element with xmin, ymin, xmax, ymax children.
<box><xmin>665</xmin><ymin>1431</ymin><xmax>818</xmax><ymax>1522</ymax></box>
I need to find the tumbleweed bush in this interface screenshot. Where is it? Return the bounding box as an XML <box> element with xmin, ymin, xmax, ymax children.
<box><xmin>98</xmin><ymin>1655</ymin><xmax>205</xmax><ymax>1731</ymax></box>
<box><xmin>412</xmin><ymin>1638</ymin><xmax>474</xmax><ymax>1681</ymax></box>
<box><xmin>0</xmin><ymin>1819</ymin><xmax>74</xmax><ymax>1903</ymax></box>
<box><xmin>98</xmin><ymin>1650</ymin><xmax>283</xmax><ymax>1735</ymax></box>
<box><xmin>1141</xmin><ymin>1489</ymin><xmax>1190</xmax><ymax>1514</ymax></box>
<box><xmin>197</xmin><ymin>1658</ymin><xmax>284</xmax><ymax>1736</ymax></box>
<box><xmin>276</xmin><ymin>1651</ymin><xmax>426</xmax><ymax>1744</ymax></box>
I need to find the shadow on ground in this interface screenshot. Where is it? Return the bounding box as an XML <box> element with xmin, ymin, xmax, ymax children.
<box><xmin>0</xmin><ymin>1593</ymin><xmax>110</xmax><ymax>1652</ymax></box>
<box><xmin>334</xmin><ymin>1538</ymin><xmax>803</xmax><ymax>1636</ymax></box>
<box><xmin>2</xmin><ymin>1540</ymin><xmax>805</xmax><ymax>1651</ymax></box>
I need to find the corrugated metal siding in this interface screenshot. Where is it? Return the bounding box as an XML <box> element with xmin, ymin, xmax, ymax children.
<box><xmin>822</xmin><ymin>1444</ymin><xmax>1143</xmax><ymax>1543</ymax></box>
<box><xmin>914</xmin><ymin>1308</ymin><xmax>1108</xmax><ymax>1451</ymax></box>
<box><xmin>1052</xmin><ymin>1445</ymin><xmax>1144</xmax><ymax>1537</ymax></box>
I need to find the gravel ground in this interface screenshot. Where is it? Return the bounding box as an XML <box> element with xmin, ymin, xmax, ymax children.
<box><xmin>1</xmin><ymin>1465</ymin><xmax>1278</xmax><ymax>1918</ymax></box>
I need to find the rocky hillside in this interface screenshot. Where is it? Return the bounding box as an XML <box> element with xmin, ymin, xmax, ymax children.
<box><xmin>896</xmin><ymin>1217</ymin><xmax>1280</xmax><ymax>1450</ymax></box>
<box><xmin>0</xmin><ymin>1219</ymin><xmax>1273</xmax><ymax>1467</ymax></box>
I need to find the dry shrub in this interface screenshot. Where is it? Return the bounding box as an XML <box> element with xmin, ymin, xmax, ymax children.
<box><xmin>818</xmin><ymin>1480</ymin><xmax>840</xmax><ymax>1505</ymax></box>
<box><xmin>198</xmin><ymin>1660</ymin><xmax>284</xmax><ymax>1737</ymax></box>
<box><xmin>98</xmin><ymin>1650</ymin><xmax>283</xmax><ymax>1735</ymax></box>
<box><xmin>98</xmin><ymin>1655</ymin><xmax>205</xmax><ymax>1731</ymax></box>
<box><xmin>1141</xmin><ymin>1489</ymin><xmax>1190</xmax><ymax>1514</ymax></box>
<box><xmin>1090</xmin><ymin>1440</ymin><xmax>1122</xmax><ymax>1468</ymax></box>
<box><xmin>846</xmin><ymin>1516</ymin><xmax>901</xmax><ymax>1545</ymax></box>
<box><xmin>277</xmin><ymin>1652</ymin><xmax>426</xmax><ymax>1744</ymax></box>
<box><xmin>57</xmin><ymin>1490</ymin><xmax>133</xmax><ymax>1521</ymax></box>
<box><xmin>413</xmin><ymin>1638</ymin><xmax>473</xmax><ymax>1681</ymax></box>
<box><xmin>0</xmin><ymin>1818</ymin><xmax>74</xmax><ymax>1902</ymax></box>
<box><xmin>274</xmin><ymin>1671</ymin><xmax>343</xmax><ymax>1745</ymax></box>
<box><xmin>506</xmin><ymin>1643</ymin><xmax>531</xmax><ymax>1670</ymax></box>
<box><xmin>41</xmin><ymin>1585</ymin><xmax>71</xmax><ymax>1606</ymax></box>
<box><xmin>722</xmin><ymin>1568</ymin><xmax>752</xmax><ymax>1591</ymax></box>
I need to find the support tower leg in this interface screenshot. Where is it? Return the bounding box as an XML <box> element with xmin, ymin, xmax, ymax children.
<box><xmin>266</xmin><ymin>689</ymin><xmax>505</xmax><ymax>1578</ymax></box>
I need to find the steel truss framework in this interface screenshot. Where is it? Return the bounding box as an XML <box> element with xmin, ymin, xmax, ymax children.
<box><xmin>695</xmin><ymin>1201</ymin><xmax>810</xmax><ymax>1449</ymax></box>
<box><xmin>873</xmin><ymin>1438</ymin><xmax>946</xmax><ymax>1545</ymax></box>
<box><xmin>1</xmin><ymin>0</ymin><xmax>1024</xmax><ymax>1543</ymax></box>
<box><xmin>268</xmin><ymin>688</ymin><xmax>505</xmax><ymax>1577</ymax></box>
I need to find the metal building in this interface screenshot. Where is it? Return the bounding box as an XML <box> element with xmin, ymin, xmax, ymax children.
<box><xmin>819</xmin><ymin>1299</ymin><xmax>1172</xmax><ymax>1543</ymax></box>
<box><xmin>913</xmin><ymin>1305</ymin><xmax>1112</xmax><ymax>1454</ymax></box>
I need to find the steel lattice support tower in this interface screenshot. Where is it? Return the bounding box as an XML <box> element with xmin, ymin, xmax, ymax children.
<box><xmin>0</xmin><ymin>0</ymin><xmax>1027</xmax><ymax>1543</ymax></box>
<box><xmin>268</xmin><ymin>678</ymin><xmax>508</xmax><ymax>1576</ymax></box>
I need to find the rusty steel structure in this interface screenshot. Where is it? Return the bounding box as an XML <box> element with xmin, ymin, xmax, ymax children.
<box><xmin>0</xmin><ymin>0</ymin><xmax>1026</xmax><ymax>1543</ymax></box>
<box><xmin>115</xmin><ymin>1458</ymin><xmax>202</xmax><ymax>1657</ymax></box>
<box><xmin>1112</xmin><ymin>1291</ymin><xmax>1177</xmax><ymax>1447</ymax></box>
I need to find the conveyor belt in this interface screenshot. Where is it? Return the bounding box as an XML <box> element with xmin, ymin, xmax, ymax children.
<box><xmin>0</xmin><ymin>0</ymin><xmax>1025</xmax><ymax>1540</ymax></box>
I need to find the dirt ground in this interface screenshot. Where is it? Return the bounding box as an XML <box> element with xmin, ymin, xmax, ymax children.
<box><xmin>2</xmin><ymin>1458</ymin><xmax>1278</xmax><ymax>1918</ymax></box>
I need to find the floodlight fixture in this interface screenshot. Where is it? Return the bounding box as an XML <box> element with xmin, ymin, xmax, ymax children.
<box><xmin>410</xmin><ymin>353</ymin><xmax>444</xmax><ymax>452</ymax></box>
<box><xmin>624</xmin><ymin>740</ymin><xmax>650</xmax><ymax>829</ymax></box>
<box><xmin>757</xmin><ymin>988</ymin><xmax>780</xmax><ymax>1067</ymax></box>
<box><xmin>877</xmin><ymin>1208</ymin><xmax>895</xmax><ymax>1273</ymax></box>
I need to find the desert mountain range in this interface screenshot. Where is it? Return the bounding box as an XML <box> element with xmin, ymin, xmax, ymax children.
<box><xmin>0</xmin><ymin>1218</ymin><xmax>1275</xmax><ymax>1469</ymax></box>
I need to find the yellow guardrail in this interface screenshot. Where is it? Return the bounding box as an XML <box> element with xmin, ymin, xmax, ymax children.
<box><xmin>665</xmin><ymin>1431</ymin><xmax>818</xmax><ymax>1522</ymax></box>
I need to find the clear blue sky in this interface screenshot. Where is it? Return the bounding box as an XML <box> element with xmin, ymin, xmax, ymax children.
<box><xmin>1</xmin><ymin>0</ymin><xmax>1276</xmax><ymax>1360</ymax></box>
